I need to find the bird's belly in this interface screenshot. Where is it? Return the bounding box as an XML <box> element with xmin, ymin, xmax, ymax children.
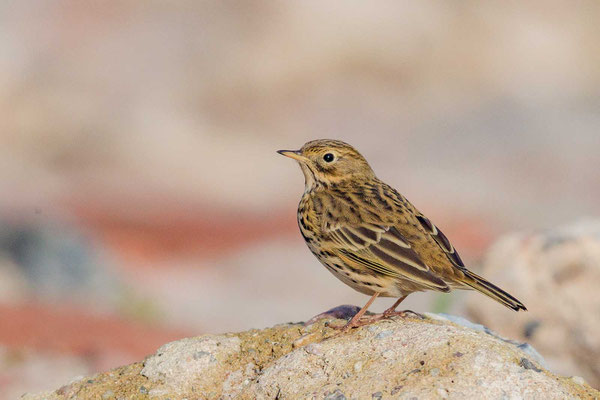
<box><xmin>296</xmin><ymin>200</ymin><xmax>402</xmax><ymax>297</ymax></box>
<box><xmin>308</xmin><ymin>248</ymin><xmax>402</xmax><ymax>298</ymax></box>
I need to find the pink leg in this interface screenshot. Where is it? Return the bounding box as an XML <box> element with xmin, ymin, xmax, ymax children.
<box><xmin>382</xmin><ymin>295</ymin><xmax>423</xmax><ymax>319</ymax></box>
<box><xmin>382</xmin><ymin>295</ymin><xmax>408</xmax><ymax>316</ymax></box>
<box><xmin>338</xmin><ymin>292</ymin><xmax>379</xmax><ymax>331</ymax></box>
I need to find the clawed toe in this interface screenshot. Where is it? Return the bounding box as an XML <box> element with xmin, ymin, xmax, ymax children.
<box><xmin>333</xmin><ymin>314</ymin><xmax>387</xmax><ymax>331</ymax></box>
<box><xmin>331</xmin><ymin>309</ymin><xmax>424</xmax><ymax>333</ymax></box>
<box><xmin>383</xmin><ymin>309</ymin><xmax>424</xmax><ymax>319</ymax></box>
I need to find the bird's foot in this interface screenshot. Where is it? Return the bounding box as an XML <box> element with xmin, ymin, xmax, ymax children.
<box><xmin>332</xmin><ymin>315</ymin><xmax>380</xmax><ymax>332</ymax></box>
<box><xmin>382</xmin><ymin>309</ymin><xmax>424</xmax><ymax>319</ymax></box>
<box><xmin>332</xmin><ymin>309</ymin><xmax>424</xmax><ymax>332</ymax></box>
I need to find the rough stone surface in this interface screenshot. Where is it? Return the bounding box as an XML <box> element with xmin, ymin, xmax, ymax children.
<box><xmin>466</xmin><ymin>220</ymin><xmax>600</xmax><ymax>388</ymax></box>
<box><xmin>139</xmin><ymin>334</ymin><xmax>243</xmax><ymax>397</ymax></box>
<box><xmin>22</xmin><ymin>313</ymin><xmax>598</xmax><ymax>400</ymax></box>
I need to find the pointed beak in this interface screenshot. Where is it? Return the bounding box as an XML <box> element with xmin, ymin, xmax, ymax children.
<box><xmin>277</xmin><ymin>149</ymin><xmax>306</xmax><ymax>162</ymax></box>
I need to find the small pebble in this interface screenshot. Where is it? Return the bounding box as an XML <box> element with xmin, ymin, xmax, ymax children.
<box><xmin>391</xmin><ymin>385</ymin><xmax>404</xmax><ymax>395</ymax></box>
<box><xmin>372</xmin><ymin>391</ymin><xmax>383</xmax><ymax>399</ymax></box>
<box><xmin>519</xmin><ymin>358</ymin><xmax>542</xmax><ymax>372</ymax></box>
<box><xmin>139</xmin><ymin>386</ymin><xmax>149</xmax><ymax>394</ymax></box>
<box><xmin>324</xmin><ymin>389</ymin><xmax>346</xmax><ymax>400</ymax></box>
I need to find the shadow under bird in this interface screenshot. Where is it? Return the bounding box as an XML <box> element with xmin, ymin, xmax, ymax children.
<box><xmin>278</xmin><ymin>139</ymin><xmax>526</xmax><ymax>331</ymax></box>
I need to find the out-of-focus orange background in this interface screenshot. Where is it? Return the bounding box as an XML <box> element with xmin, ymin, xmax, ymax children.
<box><xmin>1</xmin><ymin>1</ymin><xmax>599</xmax><ymax>397</ymax></box>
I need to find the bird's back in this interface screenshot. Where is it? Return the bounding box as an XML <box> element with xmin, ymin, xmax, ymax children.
<box><xmin>308</xmin><ymin>179</ymin><xmax>465</xmax><ymax>280</ymax></box>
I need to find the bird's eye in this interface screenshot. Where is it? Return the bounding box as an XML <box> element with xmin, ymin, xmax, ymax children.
<box><xmin>323</xmin><ymin>153</ymin><xmax>335</xmax><ymax>163</ymax></box>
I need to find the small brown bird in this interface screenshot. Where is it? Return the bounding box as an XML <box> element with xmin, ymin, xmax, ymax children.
<box><xmin>278</xmin><ymin>139</ymin><xmax>526</xmax><ymax>330</ymax></box>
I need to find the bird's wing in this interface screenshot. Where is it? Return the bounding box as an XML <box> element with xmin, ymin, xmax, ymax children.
<box><xmin>414</xmin><ymin>214</ymin><xmax>465</xmax><ymax>269</ymax></box>
<box><xmin>372</xmin><ymin>181</ymin><xmax>466</xmax><ymax>275</ymax></box>
<box><xmin>325</xmin><ymin>222</ymin><xmax>450</xmax><ymax>291</ymax></box>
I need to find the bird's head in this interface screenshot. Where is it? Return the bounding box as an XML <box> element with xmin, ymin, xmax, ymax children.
<box><xmin>278</xmin><ymin>139</ymin><xmax>375</xmax><ymax>189</ymax></box>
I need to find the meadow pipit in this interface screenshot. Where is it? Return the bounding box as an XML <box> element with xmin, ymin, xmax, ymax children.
<box><xmin>278</xmin><ymin>139</ymin><xmax>526</xmax><ymax>331</ymax></box>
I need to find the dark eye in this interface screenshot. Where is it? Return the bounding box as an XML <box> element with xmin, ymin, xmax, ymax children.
<box><xmin>323</xmin><ymin>153</ymin><xmax>335</xmax><ymax>162</ymax></box>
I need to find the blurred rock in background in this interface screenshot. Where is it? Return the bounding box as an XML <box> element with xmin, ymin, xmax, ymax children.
<box><xmin>0</xmin><ymin>219</ymin><xmax>118</xmax><ymax>303</ymax></box>
<box><xmin>467</xmin><ymin>220</ymin><xmax>600</xmax><ymax>389</ymax></box>
<box><xmin>0</xmin><ymin>1</ymin><xmax>599</xmax><ymax>397</ymax></box>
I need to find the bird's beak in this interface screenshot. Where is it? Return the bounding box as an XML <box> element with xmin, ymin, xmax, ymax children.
<box><xmin>277</xmin><ymin>149</ymin><xmax>306</xmax><ymax>162</ymax></box>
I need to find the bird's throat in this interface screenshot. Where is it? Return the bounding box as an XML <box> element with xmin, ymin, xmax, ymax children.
<box><xmin>300</xmin><ymin>163</ymin><xmax>318</xmax><ymax>193</ymax></box>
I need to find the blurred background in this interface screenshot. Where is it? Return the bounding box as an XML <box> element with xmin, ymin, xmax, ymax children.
<box><xmin>1</xmin><ymin>1</ymin><xmax>599</xmax><ymax>397</ymax></box>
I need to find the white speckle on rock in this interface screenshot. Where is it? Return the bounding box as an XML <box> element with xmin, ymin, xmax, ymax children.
<box><xmin>381</xmin><ymin>349</ymin><xmax>395</xmax><ymax>359</ymax></box>
<box><xmin>222</xmin><ymin>369</ymin><xmax>244</xmax><ymax>394</ymax></box>
<box><xmin>571</xmin><ymin>376</ymin><xmax>585</xmax><ymax>385</ymax></box>
<box><xmin>353</xmin><ymin>361</ymin><xmax>363</xmax><ymax>373</ymax></box>
<box><xmin>436</xmin><ymin>387</ymin><xmax>449</xmax><ymax>398</ymax></box>
<box><xmin>148</xmin><ymin>388</ymin><xmax>169</xmax><ymax>397</ymax></box>
<box><xmin>375</xmin><ymin>329</ymin><xmax>394</xmax><ymax>339</ymax></box>
<box><xmin>304</xmin><ymin>343</ymin><xmax>322</xmax><ymax>355</ymax></box>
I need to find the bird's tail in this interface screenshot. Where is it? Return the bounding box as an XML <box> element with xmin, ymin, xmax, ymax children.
<box><xmin>462</xmin><ymin>270</ymin><xmax>527</xmax><ymax>311</ymax></box>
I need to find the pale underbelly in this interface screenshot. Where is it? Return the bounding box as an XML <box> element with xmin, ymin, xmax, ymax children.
<box><xmin>308</xmin><ymin>248</ymin><xmax>404</xmax><ymax>298</ymax></box>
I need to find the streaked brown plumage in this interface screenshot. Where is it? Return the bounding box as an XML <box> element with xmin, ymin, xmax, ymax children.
<box><xmin>278</xmin><ymin>139</ymin><xmax>526</xmax><ymax>330</ymax></box>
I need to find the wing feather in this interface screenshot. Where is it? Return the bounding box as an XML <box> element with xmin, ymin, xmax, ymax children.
<box><xmin>326</xmin><ymin>222</ymin><xmax>449</xmax><ymax>291</ymax></box>
<box><xmin>415</xmin><ymin>214</ymin><xmax>465</xmax><ymax>268</ymax></box>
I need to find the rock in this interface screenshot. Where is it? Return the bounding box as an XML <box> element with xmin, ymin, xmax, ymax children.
<box><xmin>22</xmin><ymin>313</ymin><xmax>598</xmax><ymax>400</ymax></box>
<box><xmin>0</xmin><ymin>219</ymin><xmax>120</xmax><ymax>302</ymax></box>
<box><xmin>140</xmin><ymin>335</ymin><xmax>242</xmax><ymax>396</ymax></box>
<box><xmin>466</xmin><ymin>220</ymin><xmax>600</xmax><ymax>388</ymax></box>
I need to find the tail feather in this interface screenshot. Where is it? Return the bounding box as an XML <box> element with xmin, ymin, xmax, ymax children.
<box><xmin>462</xmin><ymin>270</ymin><xmax>527</xmax><ymax>312</ymax></box>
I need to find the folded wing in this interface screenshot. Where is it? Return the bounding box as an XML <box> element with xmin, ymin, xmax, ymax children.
<box><xmin>326</xmin><ymin>223</ymin><xmax>450</xmax><ymax>292</ymax></box>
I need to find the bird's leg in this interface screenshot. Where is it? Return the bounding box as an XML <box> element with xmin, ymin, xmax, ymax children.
<box><xmin>337</xmin><ymin>292</ymin><xmax>379</xmax><ymax>331</ymax></box>
<box><xmin>381</xmin><ymin>295</ymin><xmax>423</xmax><ymax>319</ymax></box>
<box><xmin>382</xmin><ymin>295</ymin><xmax>408</xmax><ymax>316</ymax></box>
<box><xmin>354</xmin><ymin>295</ymin><xmax>411</xmax><ymax>325</ymax></box>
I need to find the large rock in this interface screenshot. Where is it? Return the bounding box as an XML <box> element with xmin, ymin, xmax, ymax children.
<box><xmin>23</xmin><ymin>313</ymin><xmax>597</xmax><ymax>399</ymax></box>
<box><xmin>466</xmin><ymin>220</ymin><xmax>600</xmax><ymax>388</ymax></box>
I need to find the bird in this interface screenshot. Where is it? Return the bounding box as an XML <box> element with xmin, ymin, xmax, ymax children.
<box><xmin>277</xmin><ymin>139</ymin><xmax>526</xmax><ymax>331</ymax></box>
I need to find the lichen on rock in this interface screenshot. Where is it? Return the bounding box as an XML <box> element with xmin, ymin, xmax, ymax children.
<box><xmin>22</xmin><ymin>313</ymin><xmax>599</xmax><ymax>399</ymax></box>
